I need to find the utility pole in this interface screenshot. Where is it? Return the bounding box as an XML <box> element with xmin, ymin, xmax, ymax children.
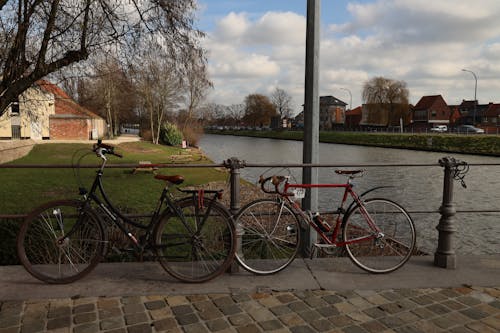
<box><xmin>302</xmin><ymin>0</ymin><xmax>320</xmax><ymax>257</ymax></box>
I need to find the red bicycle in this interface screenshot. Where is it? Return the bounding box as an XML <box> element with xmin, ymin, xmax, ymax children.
<box><xmin>235</xmin><ymin>170</ymin><xmax>416</xmax><ymax>275</ymax></box>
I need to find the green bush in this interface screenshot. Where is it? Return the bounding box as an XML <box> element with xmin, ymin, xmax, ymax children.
<box><xmin>160</xmin><ymin>122</ymin><xmax>183</xmax><ymax>146</ymax></box>
<box><xmin>0</xmin><ymin>219</ymin><xmax>20</xmax><ymax>265</ymax></box>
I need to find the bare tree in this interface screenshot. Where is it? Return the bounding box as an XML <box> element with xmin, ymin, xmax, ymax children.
<box><xmin>227</xmin><ymin>104</ymin><xmax>245</xmax><ymax>124</ymax></box>
<box><xmin>132</xmin><ymin>43</ymin><xmax>182</xmax><ymax>144</ymax></box>
<box><xmin>362</xmin><ymin>77</ymin><xmax>410</xmax><ymax>126</ymax></box>
<box><xmin>0</xmin><ymin>0</ymin><xmax>202</xmax><ymax>117</ymax></box>
<box><xmin>271</xmin><ymin>87</ymin><xmax>293</xmax><ymax>118</ymax></box>
<box><xmin>78</xmin><ymin>57</ymin><xmax>137</xmax><ymax>138</ymax></box>
<box><xmin>181</xmin><ymin>49</ymin><xmax>212</xmax><ymax>131</ymax></box>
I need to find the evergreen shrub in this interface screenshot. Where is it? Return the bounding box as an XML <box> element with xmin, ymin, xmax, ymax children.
<box><xmin>160</xmin><ymin>122</ymin><xmax>183</xmax><ymax>146</ymax></box>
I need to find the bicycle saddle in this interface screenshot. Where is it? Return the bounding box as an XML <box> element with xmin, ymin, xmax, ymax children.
<box><xmin>154</xmin><ymin>174</ymin><xmax>185</xmax><ymax>185</ymax></box>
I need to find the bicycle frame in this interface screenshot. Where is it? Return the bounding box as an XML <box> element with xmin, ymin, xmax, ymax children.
<box><xmin>69</xmin><ymin>157</ymin><xmax>223</xmax><ymax>251</ymax></box>
<box><xmin>281</xmin><ymin>180</ymin><xmax>382</xmax><ymax>247</ymax></box>
<box><xmin>64</xmin><ymin>158</ymin><xmax>178</xmax><ymax>249</ymax></box>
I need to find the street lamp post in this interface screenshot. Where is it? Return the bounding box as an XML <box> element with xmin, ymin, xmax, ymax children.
<box><xmin>461</xmin><ymin>69</ymin><xmax>477</xmax><ymax>124</ymax></box>
<box><xmin>340</xmin><ymin>87</ymin><xmax>352</xmax><ymax>111</ymax></box>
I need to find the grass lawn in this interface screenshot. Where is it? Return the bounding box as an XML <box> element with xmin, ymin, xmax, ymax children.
<box><xmin>1</xmin><ymin>141</ymin><xmax>228</xmax><ymax>214</ymax></box>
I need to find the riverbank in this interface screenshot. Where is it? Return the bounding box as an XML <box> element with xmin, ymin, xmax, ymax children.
<box><xmin>206</xmin><ymin>130</ymin><xmax>500</xmax><ymax>156</ymax></box>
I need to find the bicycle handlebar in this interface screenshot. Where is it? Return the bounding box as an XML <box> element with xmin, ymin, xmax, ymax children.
<box><xmin>93</xmin><ymin>140</ymin><xmax>123</xmax><ymax>158</ymax></box>
<box><xmin>259</xmin><ymin>175</ymin><xmax>290</xmax><ymax>195</ymax></box>
<box><xmin>259</xmin><ymin>169</ymin><xmax>364</xmax><ymax>197</ymax></box>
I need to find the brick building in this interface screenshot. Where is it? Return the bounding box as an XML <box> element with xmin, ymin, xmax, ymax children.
<box><xmin>37</xmin><ymin>81</ymin><xmax>106</xmax><ymax>140</ymax></box>
<box><xmin>411</xmin><ymin>95</ymin><xmax>450</xmax><ymax>131</ymax></box>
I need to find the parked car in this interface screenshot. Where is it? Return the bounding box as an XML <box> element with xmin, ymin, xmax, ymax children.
<box><xmin>455</xmin><ymin>125</ymin><xmax>485</xmax><ymax>134</ymax></box>
<box><xmin>430</xmin><ymin>125</ymin><xmax>447</xmax><ymax>133</ymax></box>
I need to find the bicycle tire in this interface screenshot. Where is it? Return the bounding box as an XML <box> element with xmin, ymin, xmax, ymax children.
<box><xmin>154</xmin><ymin>196</ymin><xmax>236</xmax><ymax>283</ymax></box>
<box><xmin>17</xmin><ymin>200</ymin><xmax>106</xmax><ymax>284</ymax></box>
<box><xmin>342</xmin><ymin>198</ymin><xmax>416</xmax><ymax>273</ymax></box>
<box><xmin>235</xmin><ymin>199</ymin><xmax>301</xmax><ymax>275</ymax></box>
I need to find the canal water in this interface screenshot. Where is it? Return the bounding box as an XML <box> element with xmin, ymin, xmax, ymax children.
<box><xmin>199</xmin><ymin>134</ymin><xmax>500</xmax><ymax>255</ymax></box>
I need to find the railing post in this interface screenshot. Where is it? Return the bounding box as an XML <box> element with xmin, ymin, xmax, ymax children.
<box><xmin>224</xmin><ymin>157</ymin><xmax>245</xmax><ymax>216</ymax></box>
<box><xmin>223</xmin><ymin>157</ymin><xmax>246</xmax><ymax>273</ymax></box>
<box><xmin>434</xmin><ymin>157</ymin><xmax>462</xmax><ymax>269</ymax></box>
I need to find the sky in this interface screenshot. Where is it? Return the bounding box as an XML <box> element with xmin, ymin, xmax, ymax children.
<box><xmin>196</xmin><ymin>0</ymin><xmax>500</xmax><ymax>114</ymax></box>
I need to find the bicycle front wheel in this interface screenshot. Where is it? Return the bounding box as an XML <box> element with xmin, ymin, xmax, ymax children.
<box><xmin>17</xmin><ymin>200</ymin><xmax>106</xmax><ymax>284</ymax></box>
<box><xmin>154</xmin><ymin>197</ymin><xmax>236</xmax><ymax>283</ymax></box>
<box><xmin>342</xmin><ymin>198</ymin><xmax>416</xmax><ymax>273</ymax></box>
<box><xmin>235</xmin><ymin>199</ymin><xmax>301</xmax><ymax>275</ymax></box>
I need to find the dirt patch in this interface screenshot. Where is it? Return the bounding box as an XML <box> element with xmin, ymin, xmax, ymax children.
<box><xmin>0</xmin><ymin>140</ymin><xmax>35</xmax><ymax>164</ymax></box>
<box><xmin>118</xmin><ymin>142</ymin><xmax>163</xmax><ymax>154</ymax></box>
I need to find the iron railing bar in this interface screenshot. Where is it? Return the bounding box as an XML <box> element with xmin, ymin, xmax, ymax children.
<box><xmin>0</xmin><ymin>163</ymin><xmax>224</xmax><ymax>169</ymax></box>
<box><xmin>4</xmin><ymin>209</ymin><xmax>500</xmax><ymax>221</ymax></box>
<box><xmin>2</xmin><ymin>162</ymin><xmax>500</xmax><ymax>169</ymax></box>
<box><xmin>244</xmin><ymin>163</ymin><xmax>439</xmax><ymax>168</ymax></box>
<box><xmin>245</xmin><ymin>162</ymin><xmax>500</xmax><ymax>168</ymax></box>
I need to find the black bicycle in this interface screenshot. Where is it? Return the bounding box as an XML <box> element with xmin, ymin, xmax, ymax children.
<box><xmin>16</xmin><ymin>141</ymin><xmax>236</xmax><ymax>284</ymax></box>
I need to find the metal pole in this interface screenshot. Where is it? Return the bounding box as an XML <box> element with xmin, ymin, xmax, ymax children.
<box><xmin>462</xmin><ymin>69</ymin><xmax>478</xmax><ymax>124</ymax></box>
<box><xmin>434</xmin><ymin>157</ymin><xmax>460</xmax><ymax>269</ymax></box>
<box><xmin>302</xmin><ymin>0</ymin><xmax>320</xmax><ymax>257</ymax></box>
<box><xmin>340</xmin><ymin>87</ymin><xmax>352</xmax><ymax>111</ymax></box>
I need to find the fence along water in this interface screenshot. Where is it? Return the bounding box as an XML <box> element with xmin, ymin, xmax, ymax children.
<box><xmin>2</xmin><ymin>158</ymin><xmax>499</xmax><ymax>269</ymax></box>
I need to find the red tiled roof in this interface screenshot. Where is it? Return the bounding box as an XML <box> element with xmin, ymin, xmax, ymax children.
<box><xmin>35</xmin><ymin>80</ymin><xmax>102</xmax><ymax>119</ymax></box>
<box><xmin>485</xmin><ymin>103</ymin><xmax>500</xmax><ymax>117</ymax></box>
<box><xmin>414</xmin><ymin>95</ymin><xmax>444</xmax><ymax>110</ymax></box>
<box><xmin>346</xmin><ymin>106</ymin><xmax>362</xmax><ymax>116</ymax></box>
<box><xmin>36</xmin><ymin>80</ymin><xmax>72</xmax><ymax>100</ymax></box>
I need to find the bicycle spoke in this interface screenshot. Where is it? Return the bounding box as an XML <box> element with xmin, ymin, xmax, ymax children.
<box><xmin>155</xmin><ymin>197</ymin><xmax>234</xmax><ymax>282</ymax></box>
<box><xmin>236</xmin><ymin>199</ymin><xmax>300</xmax><ymax>275</ymax></box>
<box><xmin>18</xmin><ymin>200</ymin><xmax>104</xmax><ymax>284</ymax></box>
<box><xmin>343</xmin><ymin>199</ymin><xmax>415</xmax><ymax>273</ymax></box>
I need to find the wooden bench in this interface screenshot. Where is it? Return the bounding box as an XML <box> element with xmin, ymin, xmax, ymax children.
<box><xmin>132</xmin><ymin>161</ymin><xmax>159</xmax><ymax>174</ymax></box>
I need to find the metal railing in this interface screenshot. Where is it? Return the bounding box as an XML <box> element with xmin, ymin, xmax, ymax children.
<box><xmin>1</xmin><ymin>158</ymin><xmax>499</xmax><ymax>269</ymax></box>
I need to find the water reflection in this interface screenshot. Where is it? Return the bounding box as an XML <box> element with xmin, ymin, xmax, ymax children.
<box><xmin>199</xmin><ymin>134</ymin><xmax>500</xmax><ymax>255</ymax></box>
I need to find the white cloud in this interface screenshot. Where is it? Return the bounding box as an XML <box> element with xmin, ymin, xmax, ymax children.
<box><xmin>210</xmin><ymin>53</ymin><xmax>280</xmax><ymax>78</ymax></box>
<box><xmin>246</xmin><ymin>12</ymin><xmax>305</xmax><ymax>46</ymax></box>
<box><xmin>214</xmin><ymin>12</ymin><xmax>249</xmax><ymax>41</ymax></box>
<box><xmin>203</xmin><ymin>1</ymin><xmax>500</xmax><ymax>111</ymax></box>
<box><xmin>335</xmin><ymin>0</ymin><xmax>500</xmax><ymax>44</ymax></box>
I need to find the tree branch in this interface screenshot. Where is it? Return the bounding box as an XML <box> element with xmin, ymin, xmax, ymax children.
<box><xmin>36</xmin><ymin>0</ymin><xmax>60</xmax><ymax>71</ymax></box>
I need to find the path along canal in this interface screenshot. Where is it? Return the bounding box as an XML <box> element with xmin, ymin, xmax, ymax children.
<box><xmin>199</xmin><ymin>134</ymin><xmax>500</xmax><ymax>256</ymax></box>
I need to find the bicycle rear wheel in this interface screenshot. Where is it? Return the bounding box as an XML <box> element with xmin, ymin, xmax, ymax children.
<box><xmin>235</xmin><ymin>199</ymin><xmax>300</xmax><ymax>275</ymax></box>
<box><xmin>17</xmin><ymin>200</ymin><xmax>105</xmax><ymax>284</ymax></box>
<box><xmin>342</xmin><ymin>198</ymin><xmax>416</xmax><ymax>273</ymax></box>
<box><xmin>154</xmin><ymin>197</ymin><xmax>235</xmax><ymax>283</ymax></box>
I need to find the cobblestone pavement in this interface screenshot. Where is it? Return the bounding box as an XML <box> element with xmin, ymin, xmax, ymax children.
<box><xmin>1</xmin><ymin>286</ymin><xmax>499</xmax><ymax>333</ymax></box>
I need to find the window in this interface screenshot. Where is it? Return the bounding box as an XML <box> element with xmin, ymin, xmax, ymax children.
<box><xmin>11</xmin><ymin>99</ymin><xmax>19</xmax><ymax>115</ymax></box>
